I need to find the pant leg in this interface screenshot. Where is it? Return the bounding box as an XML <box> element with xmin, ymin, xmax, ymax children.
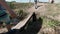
<box><xmin>0</xmin><ymin>16</ymin><xmax>10</xmax><ymax>25</ymax></box>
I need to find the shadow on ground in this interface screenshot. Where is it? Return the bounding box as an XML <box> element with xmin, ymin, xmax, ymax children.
<box><xmin>3</xmin><ymin>17</ymin><xmax>43</xmax><ymax>34</ymax></box>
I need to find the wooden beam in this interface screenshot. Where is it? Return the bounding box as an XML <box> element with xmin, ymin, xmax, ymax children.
<box><xmin>11</xmin><ymin>12</ymin><xmax>33</xmax><ymax>29</ymax></box>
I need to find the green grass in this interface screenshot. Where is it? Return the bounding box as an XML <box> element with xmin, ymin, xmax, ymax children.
<box><xmin>13</xmin><ymin>3</ymin><xmax>33</xmax><ymax>9</ymax></box>
<box><xmin>41</xmin><ymin>17</ymin><xmax>60</xmax><ymax>28</ymax></box>
<box><xmin>7</xmin><ymin>2</ymin><xmax>33</xmax><ymax>10</ymax></box>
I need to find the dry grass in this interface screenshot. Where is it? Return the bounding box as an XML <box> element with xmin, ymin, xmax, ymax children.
<box><xmin>39</xmin><ymin>3</ymin><xmax>60</xmax><ymax>34</ymax></box>
<box><xmin>45</xmin><ymin>3</ymin><xmax>60</xmax><ymax>17</ymax></box>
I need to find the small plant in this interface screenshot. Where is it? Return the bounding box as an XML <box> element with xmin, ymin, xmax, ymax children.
<box><xmin>7</xmin><ymin>2</ymin><xmax>15</xmax><ymax>9</ymax></box>
<box><xmin>17</xmin><ymin>9</ymin><xmax>27</xmax><ymax>20</ymax></box>
<box><xmin>42</xmin><ymin>17</ymin><xmax>60</xmax><ymax>28</ymax></box>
